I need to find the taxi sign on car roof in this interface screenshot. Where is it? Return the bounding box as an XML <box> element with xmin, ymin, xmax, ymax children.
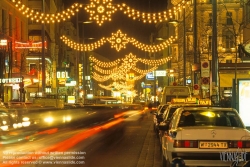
<box><xmin>170</xmin><ymin>97</ymin><xmax>212</xmax><ymax>105</ymax></box>
<box><xmin>171</xmin><ymin>98</ymin><xmax>197</xmax><ymax>104</ymax></box>
<box><xmin>198</xmin><ymin>99</ymin><xmax>211</xmax><ymax>105</ymax></box>
<box><xmin>171</xmin><ymin>98</ymin><xmax>186</xmax><ymax>103</ymax></box>
<box><xmin>185</xmin><ymin>97</ymin><xmax>197</xmax><ymax>104</ymax></box>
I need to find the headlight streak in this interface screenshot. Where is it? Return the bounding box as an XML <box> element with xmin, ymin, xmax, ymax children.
<box><xmin>0</xmin><ymin>118</ymin><xmax>124</xmax><ymax>167</ymax></box>
<box><xmin>44</xmin><ymin>117</ymin><xmax>54</xmax><ymax>123</ymax></box>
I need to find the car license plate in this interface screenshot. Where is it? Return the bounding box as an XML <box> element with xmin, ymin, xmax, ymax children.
<box><xmin>199</xmin><ymin>141</ymin><xmax>228</xmax><ymax>148</ymax></box>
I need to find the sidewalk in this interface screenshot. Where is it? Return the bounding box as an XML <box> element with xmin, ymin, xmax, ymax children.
<box><xmin>136</xmin><ymin>114</ymin><xmax>162</xmax><ymax>167</ymax></box>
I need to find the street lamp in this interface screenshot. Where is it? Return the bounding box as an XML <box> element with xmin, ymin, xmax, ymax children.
<box><xmin>0</xmin><ymin>39</ymin><xmax>8</xmax><ymax>101</ymax></box>
<box><xmin>78</xmin><ymin>21</ymin><xmax>93</xmax><ymax>100</ymax></box>
<box><xmin>167</xmin><ymin>15</ymin><xmax>186</xmax><ymax>86</ymax></box>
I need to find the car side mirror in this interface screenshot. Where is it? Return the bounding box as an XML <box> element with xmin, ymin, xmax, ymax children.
<box><xmin>158</xmin><ymin>122</ymin><xmax>169</xmax><ymax>131</ymax></box>
<box><xmin>169</xmin><ymin>131</ymin><xmax>177</xmax><ymax>138</ymax></box>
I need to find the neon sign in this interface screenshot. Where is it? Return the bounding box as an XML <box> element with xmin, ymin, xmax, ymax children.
<box><xmin>14</xmin><ymin>41</ymin><xmax>47</xmax><ymax>49</ymax></box>
<box><xmin>57</xmin><ymin>71</ymin><xmax>69</xmax><ymax>79</ymax></box>
<box><xmin>0</xmin><ymin>78</ymin><xmax>22</xmax><ymax>83</ymax></box>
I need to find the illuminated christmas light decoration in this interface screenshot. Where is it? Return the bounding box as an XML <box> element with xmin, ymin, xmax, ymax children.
<box><xmin>61</xmin><ymin>36</ymin><xmax>107</xmax><ymax>52</ymax></box>
<box><xmin>91</xmin><ymin>53</ymin><xmax>172</xmax><ymax>82</ymax></box>
<box><xmin>12</xmin><ymin>1</ymin><xmax>83</xmax><ymax>23</ymax></box>
<box><xmin>60</xmin><ymin>30</ymin><xmax>176</xmax><ymax>52</ymax></box>
<box><xmin>89</xmin><ymin>56</ymin><xmax>121</xmax><ymax>67</ymax></box>
<box><xmin>107</xmin><ymin>30</ymin><xmax>134</xmax><ymax>51</ymax></box>
<box><xmin>84</xmin><ymin>0</ymin><xmax>117</xmax><ymax>26</ymax></box>
<box><xmin>98</xmin><ymin>81</ymin><xmax>134</xmax><ymax>91</ymax></box>
<box><xmin>11</xmin><ymin>0</ymin><xmax>189</xmax><ymax>25</ymax></box>
<box><xmin>14</xmin><ymin>41</ymin><xmax>47</xmax><ymax>49</ymax></box>
<box><xmin>122</xmin><ymin>53</ymin><xmax>137</xmax><ymax>67</ymax></box>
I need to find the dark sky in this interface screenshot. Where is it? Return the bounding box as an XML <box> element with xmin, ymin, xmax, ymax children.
<box><xmin>62</xmin><ymin>0</ymin><xmax>168</xmax><ymax>60</ymax></box>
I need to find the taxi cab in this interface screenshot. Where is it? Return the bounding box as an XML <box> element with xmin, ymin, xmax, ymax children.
<box><xmin>153</xmin><ymin>104</ymin><xmax>169</xmax><ymax>132</ymax></box>
<box><xmin>158</xmin><ymin>98</ymin><xmax>212</xmax><ymax>143</ymax></box>
<box><xmin>160</xmin><ymin>106</ymin><xmax>250</xmax><ymax>167</ymax></box>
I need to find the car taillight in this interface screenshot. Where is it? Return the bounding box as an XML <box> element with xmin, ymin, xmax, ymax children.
<box><xmin>174</xmin><ymin>140</ymin><xmax>198</xmax><ymax>148</ymax></box>
<box><xmin>228</xmin><ymin>141</ymin><xmax>250</xmax><ymax>148</ymax></box>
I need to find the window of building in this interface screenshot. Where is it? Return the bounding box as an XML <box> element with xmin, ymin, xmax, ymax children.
<box><xmin>9</xmin><ymin>14</ymin><xmax>12</xmax><ymax>37</ymax></box>
<box><xmin>15</xmin><ymin>17</ymin><xmax>18</xmax><ymax>39</ymax></box>
<box><xmin>2</xmin><ymin>9</ymin><xmax>6</xmax><ymax>34</ymax></box>
<box><xmin>208</xmin><ymin>35</ymin><xmax>212</xmax><ymax>51</ymax></box>
<box><xmin>208</xmin><ymin>13</ymin><xmax>212</xmax><ymax>26</ymax></box>
<box><xmin>226</xmin><ymin>12</ymin><xmax>233</xmax><ymax>25</ymax></box>
<box><xmin>222</xmin><ymin>30</ymin><xmax>234</xmax><ymax>49</ymax></box>
<box><xmin>226</xmin><ymin>60</ymin><xmax>232</xmax><ymax>63</ymax></box>
<box><xmin>21</xmin><ymin>21</ymin><xmax>23</xmax><ymax>41</ymax></box>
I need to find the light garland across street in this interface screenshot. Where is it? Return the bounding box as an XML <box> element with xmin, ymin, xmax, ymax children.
<box><xmin>61</xmin><ymin>30</ymin><xmax>176</xmax><ymax>52</ymax></box>
<box><xmin>91</xmin><ymin>53</ymin><xmax>171</xmax><ymax>83</ymax></box>
<box><xmin>11</xmin><ymin>0</ymin><xmax>189</xmax><ymax>25</ymax></box>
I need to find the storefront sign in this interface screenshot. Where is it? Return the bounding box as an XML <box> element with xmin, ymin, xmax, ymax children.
<box><xmin>14</xmin><ymin>41</ymin><xmax>47</xmax><ymax>49</ymax></box>
<box><xmin>155</xmin><ymin>70</ymin><xmax>166</xmax><ymax>76</ymax></box>
<box><xmin>65</xmin><ymin>81</ymin><xmax>76</xmax><ymax>86</ymax></box>
<box><xmin>57</xmin><ymin>71</ymin><xmax>69</xmax><ymax>79</ymax></box>
<box><xmin>0</xmin><ymin>78</ymin><xmax>22</xmax><ymax>83</ymax></box>
<box><xmin>146</xmin><ymin>72</ymin><xmax>154</xmax><ymax>80</ymax></box>
<box><xmin>68</xmin><ymin>96</ymin><xmax>75</xmax><ymax>103</ymax></box>
<box><xmin>0</xmin><ymin>39</ymin><xmax>7</xmax><ymax>46</ymax></box>
<box><xmin>238</xmin><ymin>79</ymin><xmax>250</xmax><ymax>126</ymax></box>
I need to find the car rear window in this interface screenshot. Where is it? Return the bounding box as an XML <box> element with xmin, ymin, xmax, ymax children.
<box><xmin>159</xmin><ymin>105</ymin><xmax>168</xmax><ymax>113</ymax></box>
<box><xmin>178</xmin><ymin>110</ymin><xmax>244</xmax><ymax>128</ymax></box>
<box><xmin>163</xmin><ymin>107</ymin><xmax>177</xmax><ymax>121</ymax></box>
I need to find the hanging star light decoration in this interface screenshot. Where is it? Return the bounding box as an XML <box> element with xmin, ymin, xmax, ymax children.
<box><xmin>11</xmin><ymin>0</ymin><xmax>189</xmax><ymax>25</ymax></box>
<box><xmin>60</xmin><ymin>30</ymin><xmax>176</xmax><ymax>53</ymax></box>
<box><xmin>91</xmin><ymin>53</ymin><xmax>171</xmax><ymax>83</ymax></box>
<box><xmin>84</xmin><ymin>0</ymin><xmax>117</xmax><ymax>26</ymax></box>
<box><xmin>107</xmin><ymin>30</ymin><xmax>134</xmax><ymax>51</ymax></box>
<box><xmin>122</xmin><ymin>53</ymin><xmax>137</xmax><ymax>68</ymax></box>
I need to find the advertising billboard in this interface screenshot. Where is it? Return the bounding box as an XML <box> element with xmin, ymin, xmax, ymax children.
<box><xmin>238</xmin><ymin>79</ymin><xmax>250</xmax><ymax>127</ymax></box>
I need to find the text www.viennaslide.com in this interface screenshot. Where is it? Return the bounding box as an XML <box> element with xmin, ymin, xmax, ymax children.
<box><xmin>2</xmin><ymin>154</ymin><xmax>86</xmax><ymax>165</ymax></box>
<box><xmin>3</xmin><ymin>160</ymin><xmax>85</xmax><ymax>165</ymax></box>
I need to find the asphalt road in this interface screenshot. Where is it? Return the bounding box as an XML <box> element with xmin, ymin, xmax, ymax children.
<box><xmin>82</xmin><ymin>111</ymin><xmax>162</xmax><ymax>167</ymax></box>
<box><xmin>1</xmin><ymin>109</ymin><xmax>162</xmax><ymax>167</ymax></box>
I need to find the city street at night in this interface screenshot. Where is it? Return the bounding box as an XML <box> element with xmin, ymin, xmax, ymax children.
<box><xmin>1</xmin><ymin>0</ymin><xmax>250</xmax><ymax>167</ymax></box>
<box><xmin>0</xmin><ymin>108</ymin><xmax>161</xmax><ymax>167</ymax></box>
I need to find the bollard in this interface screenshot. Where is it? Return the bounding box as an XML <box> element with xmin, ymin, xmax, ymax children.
<box><xmin>171</xmin><ymin>157</ymin><xmax>185</xmax><ymax>167</ymax></box>
<box><xmin>243</xmin><ymin>161</ymin><xmax>250</xmax><ymax>167</ymax></box>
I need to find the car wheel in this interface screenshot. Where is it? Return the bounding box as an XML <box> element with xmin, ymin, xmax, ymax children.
<box><xmin>162</xmin><ymin>156</ymin><xmax>171</xmax><ymax>167</ymax></box>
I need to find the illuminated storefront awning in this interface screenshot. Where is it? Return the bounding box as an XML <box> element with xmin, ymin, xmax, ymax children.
<box><xmin>220</xmin><ymin>73</ymin><xmax>250</xmax><ymax>87</ymax></box>
<box><xmin>7</xmin><ymin>73</ymin><xmax>39</xmax><ymax>87</ymax></box>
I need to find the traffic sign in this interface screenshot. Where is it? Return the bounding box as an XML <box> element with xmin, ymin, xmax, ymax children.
<box><xmin>146</xmin><ymin>72</ymin><xmax>154</xmax><ymax>80</ymax></box>
<box><xmin>193</xmin><ymin>84</ymin><xmax>199</xmax><ymax>90</ymax></box>
<box><xmin>201</xmin><ymin>61</ymin><xmax>210</xmax><ymax>77</ymax></box>
<box><xmin>202</xmin><ymin>77</ymin><xmax>210</xmax><ymax>85</ymax></box>
<box><xmin>202</xmin><ymin>62</ymin><xmax>209</xmax><ymax>68</ymax></box>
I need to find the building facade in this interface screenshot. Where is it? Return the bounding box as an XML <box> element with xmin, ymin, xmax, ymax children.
<box><xmin>0</xmin><ymin>0</ymin><xmax>29</xmax><ymax>102</ymax></box>
<box><xmin>156</xmin><ymin>0</ymin><xmax>250</xmax><ymax>100</ymax></box>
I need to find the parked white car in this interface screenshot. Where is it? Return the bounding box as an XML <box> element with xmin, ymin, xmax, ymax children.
<box><xmin>159</xmin><ymin>107</ymin><xmax>250</xmax><ymax>167</ymax></box>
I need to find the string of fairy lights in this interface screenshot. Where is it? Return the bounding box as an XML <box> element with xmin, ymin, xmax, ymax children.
<box><xmin>98</xmin><ymin>82</ymin><xmax>134</xmax><ymax>91</ymax></box>
<box><xmin>10</xmin><ymin>0</ymin><xmax>179</xmax><ymax>91</ymax></box>
<box><xmin>11</xmin><ymin>0</ymin><xmax>189</xmax><ymax>25</ymax></box>
<box><xmin>90</xmin><ymin>53</ymin><xmax>171</xmax><ymax>85</ymax></box>
<box><xmin>60</xmin><ymin>30</ymin><xmax>176</xmax><ymax>52</ymax></box>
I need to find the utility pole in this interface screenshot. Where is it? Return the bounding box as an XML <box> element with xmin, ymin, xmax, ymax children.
<box><xmin>212</xmin><ymin>0</ymin><xmax>219</xmax><ymax>105</ymax></box>
<box><xmin>183</xmin><ymin>8</ymin><xmax>186</xmax><ymax>86</ymax></box>
<box><xmin>193</xmin><ymin>0</ymin><xmax>198</xmax><ymax>85</ymax></box>
<box><xmin>42</xmin><ymin>0</ymin><xmax>46</xmax><ymax>96</ymax></box>
<box><xmin>76</xmin><ymin>12</ymin><xmax>80</xmax><ymax>103</ymax></box>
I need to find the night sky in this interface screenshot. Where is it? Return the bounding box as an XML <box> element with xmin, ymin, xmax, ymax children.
<box><xmin>62</xmin><ymin>0</ymin><xmax>168</xmax><ymax>60</ymax></box>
